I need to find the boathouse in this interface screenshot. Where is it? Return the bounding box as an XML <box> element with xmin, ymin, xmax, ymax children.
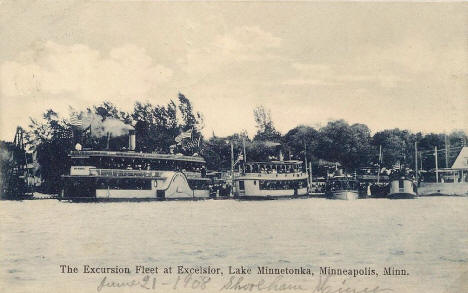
<box><xmin>437</xmin><ymin>146</ymin><xmax>468</xmax><ymax>183</ymax></box>
<box><xmin>419</xmin><ymin>146</ymin><xmax>468</xmax><ymax>196</ymax></box>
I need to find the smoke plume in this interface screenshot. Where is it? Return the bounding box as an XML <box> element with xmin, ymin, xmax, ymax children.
<box><xmin>79</xmin><ymin>112</ymin><xmax>134</xmax><ymax>138</ymax></box>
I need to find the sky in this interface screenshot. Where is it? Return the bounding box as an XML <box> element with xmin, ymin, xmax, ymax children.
<box><xmin>0</xmin><ymin>1</ymin><xmax>467</xmax><ymax>141</ymax></box>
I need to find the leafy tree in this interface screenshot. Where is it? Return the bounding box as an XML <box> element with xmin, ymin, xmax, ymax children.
<box><xmin>202</xmin><ymin>131</ymin><xmax>250</xmax><ymax>170</ymax></box>
<box><xmin>372</xmin><ymin>128</ymin><xmax>416</xmax><ymax>169</ymax></box>
<box><xmin>282</xmin><ymin>125</ymin><xmax>320</xmax><ymax>162</ymax></box>
<box><xmin>26</xmin><ymin>110</ymin><xmax>74</xmax><ymax>193</ymax></box>
<box><xmin>202</xmin><ymin>137</ymin><xmax>232</xmax><ymax>170</ymax></box>
<box><xmin>253</xmin><ymin>106</ymin><xmax>281</xmax><ymax>142</ymax></box>
<box><xmin>132</xmin><ymin>101</ymin><xmax>177</xmax><ymax>152</ymax></box>
<box><xmin>349</xmin><ymin>123</ymin><xmax>373</xmax><ymax>167</ymax></box>
<box><xmin>178</xmin><ymin>93</ymin><xmax>197</xmax><ymax>130</ymax></box>
<box><xmin>131</xmin><ymin>94</ymin><xmax>203</xmax><ymax>153</ymax></box>
<box><xmin>245</xmin><ymin>140</ymin><xmax>279</xmax><ymax>162</ymax></box>
<box><xmin>448</xmin><ymin>130</ymin><xmax>468</xmax><ymax>147</ymax></box>
<box><xmin>316</xmin><ymin>120</ymin><xmax>372</xmax><ymax>170</ymax></box>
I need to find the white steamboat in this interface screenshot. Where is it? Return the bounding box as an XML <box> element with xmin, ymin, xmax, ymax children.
<box><xmin>233</xmin><ymin>161</ymin><xmax>308</xmax><ymax>199</ymax></box>
<box><xmin>61</xmin><ymin>132</ymin><xmax>210</xmax><ymax>201</ymax></box>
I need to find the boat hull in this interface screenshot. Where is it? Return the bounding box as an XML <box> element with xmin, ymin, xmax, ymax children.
<box><xmin>388</xmin><ymin>179</ymin><xmax>417</xmax><ymax>199</ymax></box>
<box><xmin>61</xmin><ymin>196</ymin><xmax>208</xmax><ymax>202</ymax></box>
<box><xmin>62</xmin><ymin>171</ymin><xmax>210</xmax><ymax>201</ymax></box>
<box><xmin>329</xmin><ymin>190</ymin><xmax>359</xmax><ymax>200</ymax></box>
<box><xmin>237</xmin><ymin>192</ymin><xmax>309</xmax><ymax>200</ymax></box>
<box><xmin>234</xmin><ymin>174</ymin><xmax>309</xmax><ymax>200</ymax></box>
<box><xmin>417</xmin><ymin>182</ymin><xmax>468</xmax><ymax>196</ymax></box>
<box><xmin>388</xmin><ymin>193</ymin><xmax>417</xmax><ymax>199</ymax></box>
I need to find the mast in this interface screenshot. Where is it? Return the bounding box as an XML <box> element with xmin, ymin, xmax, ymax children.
<box><xmin>434</xmin><ymin>146</ymin><xmax>439</xmax><ymax>183</ymax></box>
<box><xmin>242</xmin><ymin>137</ymin><xmax>246</xmax><ymax>174</ymax></box>
<box><xmin>304</xmin><ymin>142</ymin><xmax>309</xmax><ymax>188</ymax></box>
<box><xmin>414</xmin><ymin>141</ymin><xmax>418</xmax><ymax>182</ymax></box>
<box><xmin>445</xmin><ymin>134</ymin><xmax>449</xmax><ymax>168</ymax></box>
<box><xmin>377</xmin><ymin>145</ymin><xmax>382</xmax><ymax>184</ymax></box>
<box><xmin>230</xmin><ymin>141</ymin><xmax>234</xmax><ymax>196</ymax></box>
<box><xmin>309</xmin><ymin>161</ymin><xmax>313</xmax><ymax>189</ymax></box>
<box><xmin>420</xmin><ymin>152</ymin><xmax>423</xmax><ymax>171</ymax></box>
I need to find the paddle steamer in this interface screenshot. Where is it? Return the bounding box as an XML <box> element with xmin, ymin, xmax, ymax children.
<box><xmin>61</xmin><ymin>132</ymin><xmax>210</xmax><ymax>201</ymax></box>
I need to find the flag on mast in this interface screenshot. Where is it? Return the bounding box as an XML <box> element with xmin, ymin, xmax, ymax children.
<box><xmin>175</xmin><ymin>129</ymin><xmax>193</xmax><ymax>143</ymax></box>
<box><xmin>69</xmin><ymin>113</ymin><xmax>83</xmax><ymax>127</ymax></box>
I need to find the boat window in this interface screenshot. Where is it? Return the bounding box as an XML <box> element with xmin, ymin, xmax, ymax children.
<box><xmin>96</xmin><ymin>178</ymin><xmax>151</xmax><ymax>190</ymax></box>
<box><xmin>258</xmin><ymin>179</ymin><xmax>306</xmax><ymax>190</ymax></box>
<box><xmin>239</xmin><ymin>181</ymin><xmax>245</xmax><ymax>190</ymax></box>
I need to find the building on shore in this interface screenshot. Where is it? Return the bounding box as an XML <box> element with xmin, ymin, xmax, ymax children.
<box><xmin>419</xmin><ymin>147</ymin><xmax>468</xmax><ymax>196</ymax></box>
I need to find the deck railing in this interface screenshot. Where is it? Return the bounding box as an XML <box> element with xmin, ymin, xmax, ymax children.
<box><xmin>242</xmin><ymin>172</ymin><xmax>305</xmax><ymax>178</ymax></box>
<box><xmin>89</xmin><ymin>168</ymin><xmax>165</xmax><ymax>178</ymax></box>
<box><xmin>70</xmin><ymin>150</ymin><xmax>205</xmax><ymax>162</ymax></box>
<box><xmin>86</xmin><ymin>168</ymin><xmax>205</xmax><ymax>179</ymax></box>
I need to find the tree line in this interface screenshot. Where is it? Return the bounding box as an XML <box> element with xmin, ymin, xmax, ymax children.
<box><xmin>1</xmin><ymin>94</ymin><xmax>466</xmax><ymax>194</ymax></box>
<box><xmin>205</xmin><ymin>105</ymin><xmax>467</xmax><ymax>173</ymax></box>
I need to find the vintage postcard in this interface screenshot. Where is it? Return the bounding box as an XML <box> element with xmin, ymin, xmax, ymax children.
<box><xmin>1</xmin><ymin>1</ymin><xmax>467</xmax><ymax>293</ymax></box>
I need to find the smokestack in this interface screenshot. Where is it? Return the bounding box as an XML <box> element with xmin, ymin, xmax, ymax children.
<box><xmin>129</xmin><ymin>130</ymin><xmax>136</xmax><ymax>151</ymax></box>
<box><xmin>106</xmin><ymin>132</ymin><xmax>111</xmax><ymax>150</ymax></box>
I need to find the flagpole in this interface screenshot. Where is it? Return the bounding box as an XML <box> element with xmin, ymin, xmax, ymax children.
<box><xmin>414</xmin><ymin>141</ymin><xmax>418</xmax><ymax>183</ymax></box>
<box><xmin>309</xmin><ymin>161</ymin><xmax>313</xmax><ymax>191</ymax></box>
<box><xmin>304</xmin><ymin>141</ymin><xmax>309</xmax><ymax>189</ymax></box>
<box><xmin>435</xmin><ymin>146</ymin><xmax>439</xmax><ymax>183</ymax></box>
<box><xmin>242</xmin><ymin>137</ymin><xmax>246</xmax><ymax>174</ymax></box>
<box><xmin>377</xmin><ymin>145</ymin><xmax>382</xmax><ymax>184</ymax></box>
<box><xmin>444</xmin><ymin>134</ymin><xmax>449</xmax><ymax>168</ymax></box>
<box><xmin>231</xmin><ymin>141</ymin><xmax>234</xmax><ymax>197</ymax></box>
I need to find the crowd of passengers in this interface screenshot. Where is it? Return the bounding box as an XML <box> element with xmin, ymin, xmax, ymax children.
<box><xmin>87</xmin><ymin>158</ymin><xmax>206</xmax><ymax>173</ymax></box>
<box><xmin>245</xmin><ymin>164</ymin><xmax>302</xmax><ymax>174</ymax></box>
<box><xmin>259</xmin><ymin>179</ymin><xmax>308</xmax><ymax>190</ymax></box>
<box><xmin>327</xmin><ymin>180</ymin><xmax>359</xmax><ymax>191</ymax></box>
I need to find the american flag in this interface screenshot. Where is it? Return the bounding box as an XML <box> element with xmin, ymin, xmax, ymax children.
<box><xmin>182</xmin><ymin>135</ymin><xmax>201</xmax><ymax>151</ymax></box>
<box><xmin>69</xmin><ymin>113</ymin><xmax>83</xmax><ymax>127</ymax></box>
<box><xmin>175</xmin><ymin>129</ymin><xmax>192</xmax><ymax>143</ymax></box>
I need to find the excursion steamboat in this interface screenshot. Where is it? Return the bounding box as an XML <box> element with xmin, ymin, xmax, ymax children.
<box><xmin>61</xmin><ymin>131</ymin><xmax>210</xmax><ymax>201</ymax></box>
<box><xmin>233</xmin><ymin>160</ymin><xmax>309</xmax><ymax>199</ymax></box>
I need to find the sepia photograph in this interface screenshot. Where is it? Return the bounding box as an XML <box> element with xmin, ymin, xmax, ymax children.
<box><xmin>0</xmin><ymin>0</ymin><xmax>467</xmax><ymax>292</ymax></box>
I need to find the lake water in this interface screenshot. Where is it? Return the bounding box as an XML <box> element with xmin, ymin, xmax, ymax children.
<box><xmin>1</xmin><ymin>197</ymin><xmax>468</xmax><ymax>293</ymax></box>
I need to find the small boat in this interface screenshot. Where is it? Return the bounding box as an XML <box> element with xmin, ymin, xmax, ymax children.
<box><xmin>369</xmin><ymin>183</ymin><xmax>389</xmax><ymax>198</ymax></box>
<box><xmin>326</xmin><ymin>175</ymin><xmax>359</xmax><ymax>200</ymax></box>
<box><xmin>387</xmin><ymin>169</ymin><xmax>417</xmax><ymax>199</ymax></box>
